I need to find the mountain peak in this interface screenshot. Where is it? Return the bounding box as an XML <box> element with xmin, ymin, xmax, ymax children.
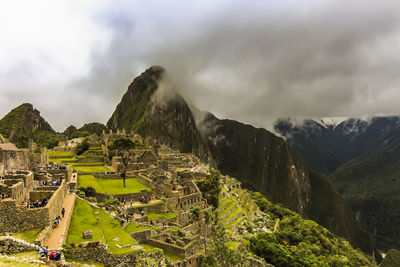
<box><xmin>0</xmin><ymin>103</ymin><xmax>56</xmax><ymax>148</ymax></box>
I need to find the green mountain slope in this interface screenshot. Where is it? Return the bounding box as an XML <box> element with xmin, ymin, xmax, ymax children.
<box><xmin>275</xmin><ymin>117</ymin><xmax>400</xmax><ymax>251</ymax></box>
<box><xmin>0</xmin><ymin>103</ymin><xmax>58</xmax><ymax>148</ymax></box>
<box><xmin>106</xmin><ymin>66</ymin><xmax>373</xmax><ymax>253</ymax></box>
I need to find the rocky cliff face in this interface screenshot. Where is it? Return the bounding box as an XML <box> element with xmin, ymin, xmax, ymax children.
<box><xmin>107</xmin><ymin>66</ymin><xmax>372</xmax><ymax>251</ymax></box>
<box><xmin>107</xmin><ymin>66</ymin><xmax>207</xmax><ymax>158</ymax></box>
<box><xmin>0</xmin><ymin>103</ymin><xmax>57</xmax><ymax>148</ymax></box>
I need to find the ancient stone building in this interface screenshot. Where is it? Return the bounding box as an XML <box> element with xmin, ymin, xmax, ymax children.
<box><xmin>0</xmin><ymin>143</ymin><xmax>29</xmax><ymax>176</ymax></box>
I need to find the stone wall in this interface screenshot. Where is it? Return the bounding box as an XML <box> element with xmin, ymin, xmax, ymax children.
<box><xmin>129</xmin><ymin>229</ymin><xmax>151</xmax><ymax>243</ymax></box>
<box><xmin>113</xmin><ymin>190</ymin><xmax>153</xmax><ymax>202</ymax></box>
<box><xmin>77</xmin><ymin>157</ymin><xmax>104</xmax><ymax>163</ymax></box>
<box><xmin>0</xmin><ymin>199</ymin><xmax>49</xmax><ymax>233</ymax></box>
<box><xmin>64</xmin><ymin>245</ymin><xmax>164</xmax><ymax>267</ymax></box>
<box><xmin>138</xmin><ymin>174</ymin><xmax>153</xmax><ymax>188</ymax></box>
<box><xmin>0</xmin><ymin>149</ymin><xmax>29</xmax><ymax>176</ymax></box>
<box><xmin>179</xmin><ymin>193</ymin><xmax>204</xmax><ymax>210</ymax></box>
<box><xmin>128</xmin><ymin>201</ymin><xmax>166</xmax><ymax>214</ymax></box>
<box><xmin>94</xmin><ymin>173</ymin><xmax>120</xmax><ymax>179</ymax></box>
<box><xmin>46</xmin><ymin>179</ymin><xmax>67</xmax><ymax>222</ymax></box>
<box><xmin>28</xmin><ymin>152</ymin><xmax>48</xmax><ymax>166</ymax></box>
<box><xmin>29</xmin><ymin>191</ymin><xmax>54</xmax><ymax>202</ymax></box>
<box><xmin>0</xmin><ymin>236</ymin><xmax>38</xmax><ymax>254</ymax></box>
<box><xmin>145</xmin><ymin>238</ymin><xmax>186</xmax><ymax>258</ymax></box>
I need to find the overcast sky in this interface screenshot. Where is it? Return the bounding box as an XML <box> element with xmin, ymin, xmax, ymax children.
<box><xmin>1</xmin><ymin>0</ymin><xmax>400</xmax><ymax>131</ymax></box>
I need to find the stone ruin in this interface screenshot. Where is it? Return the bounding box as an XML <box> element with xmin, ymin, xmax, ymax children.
<box><xmin>0</xmin><ymin>143</ymin><xmax>29</xmax><ymax>176</ymax></box>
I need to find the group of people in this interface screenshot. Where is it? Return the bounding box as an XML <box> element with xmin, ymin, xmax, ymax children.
<box><xmin>27</xmin><ymin>198</ymin><xmax>49</xmax><ymax>209</ymax></box>
<box><xmin>139</xmin><ymin>196</ymin><xmax>151</xmax><ymax>204</ymax></box>
<box><xmin>45</xmin><ymin>164</ymin><xmax>68</xmax><ymax>170</ymax></box>
<box><xmin>38</xmin><ymin>246</ymin><xmax>61</xmax><ymax>261</ymax></box>
<box><xmin>38</xmin><ymin>179</ymin><xmax>62</xmax><ymax>186</ymax></box>
<box><xmin>53</xmin><ymin>208</ymin><xmax>66</xmax><ymax>228</ymax></box>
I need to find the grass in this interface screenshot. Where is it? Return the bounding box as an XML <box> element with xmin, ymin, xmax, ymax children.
<box><xmin>78</xmin><ymin>175</ymin><xmax>104</xmax><ymax>193</ymax></box>
<box><xmin>0</xmin><ymin>258</ymin><xmax>45</xmax><ymax>267</ymax></box>
<box><xmin>11</xmin><ymin>251</ymin><xmax>40</xmax><ymax>260</ymax></box>
<box><xmin>163</xmin><ymin>251</ymin><xmax>184</xmax><ymax>263</ymax></box>
<box><xmin>64</xmin><ymin>255</ymin><xmax>104</xmax><ymax>267</ymax></box>
<box><xmin>140</xmin><ymin>244</ymin><xmax>162</xmax><ymax>252</ymax></box>
<box><xmin>146</xmin><ymin>212</ymin><xmax>179</xmax><ymax>221</ymax></box>
<box><xmin>13</xmin><ymin>228</ymin><xmax>43</xmax><ymax>243</ymax></box>
<box><xmin>73</xmin><ymin>165</ymin><xmax>110</xmax><ymax>172</ymax></box>
<box><xmin>124</xmin><ymin>221</ymin><xmax>149</xmax><ymax>233</ymax></box>
<box><xmin>78</xmin><ymin>175</ymin><xmax>151</xmax><ymax>194</ymax></box>
<box><xmin>45</xmin><ymin>151</ymin><xmax>73</xmax><ymax>157</ymax></box>
<box><xmin>49</xmin><ymin>158</ymin><xmax>78</xmax><ymax>164</ymax></box>
<box><xmin>66</xmin><ymin>198</ymin><xmax>137</xmax><ymax>255</ymax></box>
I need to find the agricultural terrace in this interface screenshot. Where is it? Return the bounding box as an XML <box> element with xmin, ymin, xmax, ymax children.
<box><xmin>78</xmin><ymin>175</ymin><xmax>151</xmax><ymax>194</ymax></box>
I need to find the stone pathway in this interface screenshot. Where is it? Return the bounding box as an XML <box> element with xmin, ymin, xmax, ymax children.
<box><xmin>45</xmin><ymin>192</ymin><xmax>76</xmax><ymax>250</ymax></box>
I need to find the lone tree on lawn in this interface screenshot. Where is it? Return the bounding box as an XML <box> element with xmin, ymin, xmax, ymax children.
<box><xmin>108</xmin><ymin>137</ymin><xmax>138</xmax><ymax>187</ymax></box>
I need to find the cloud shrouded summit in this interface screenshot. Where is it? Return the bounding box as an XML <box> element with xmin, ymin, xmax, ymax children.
<box><xmin>1</xmin><ymin>0</ymin><xmax>400</xmax><ymax>131</ymax></box>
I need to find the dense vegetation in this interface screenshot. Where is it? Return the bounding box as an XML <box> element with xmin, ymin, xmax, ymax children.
<box><xmin>380</xmin><ymin>249</ymin><xmax>400</xmax><ymax>267</ymax></box>
<box><xmin>250</xmin><ymin>192</ymin><xmax>376</xmax><ymax>266</ymax></box>
<box><xmin>196</xmin><ymin>169</ymin><xmax>222</xmax><ymax>208</ymax></box>
<box><xmin>0</xmin><ymin>103</ymin><xmax>59</xmax><ymax>148</ymax></box>
<box><xmin>64</xmin><ymin>122</ymin><xmax>107</xmax><ymax>139</ymax></box>
<box><xmin>74</xmin><ymin>139</ymin><xmax>90</xmax><ymax>155</ymax></box>
<box><xmin>275</xmin><ymin>117</ymin><xmax>400</xmax><ymax>251</ymax></box>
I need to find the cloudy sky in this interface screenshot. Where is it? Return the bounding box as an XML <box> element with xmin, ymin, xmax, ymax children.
<box><xmin>1</xmin><ymin>0</ymin><xmax>400</xmax><ymax>131</ymax></box>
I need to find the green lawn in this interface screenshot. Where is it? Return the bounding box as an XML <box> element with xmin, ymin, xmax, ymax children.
<box><xmin>78</xmin><ymin>175</ymin><xmax>105</xmax><ymax>193</ymax></box>
<box><xmin>124</xmin><ymin>221</ymin><xmax>148</xmax><ymax>233</ymax></box>
<box><xmin>0</xmin><ymin>258</ymin><xmax>45</xmax><ymax>267</ymax></box>
<box><xmin>45</xmin><ymin>151</ymin><xmax>73</xmax><ymax>157</ymax></box>
<box><xmin>13</xmin><ymin>228</ymin><xmax>43</xmax><ymax>243</ymax></box>
<box><xmin>66</xmin><ymin>198</ymin><xmax>137</xmax><ymax>254</ymax></box>
<box><xmin>78</xmin><ymin>175</ymin><xmax>151</xmax><ymax>194</ymax></box>
<box><xmin>73</xmin><ymin>165</ymin><xmax>110</xmax><ymax>172</ymax></box>
<box><xmin>50</xmin><ymin>158</ymin><xmax>78</xmax><ymax>164</ymax></box>
<box><xmin>163</xmin><ymin>251</ymin><xmax>184</xmax><ymax>263</ymax></box>
<box><xmin>123</xmin><ymin>221</ymin><xmax>160</xmax><ymax>234</ymax></box>
<box><xmin>147</xmin><ymin>212</ymin><xmax>179</xmax><ymax>221</ymax></box>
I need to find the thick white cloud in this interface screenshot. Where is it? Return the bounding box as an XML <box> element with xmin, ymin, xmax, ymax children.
<box><xmin>1</xmin><ymin>0</ymin><xmax>400</xmax><ymax>131</ymax></box>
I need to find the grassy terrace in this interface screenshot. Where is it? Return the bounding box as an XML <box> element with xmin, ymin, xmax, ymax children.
<box><xmin>12</xmin><ymin>228</ymin><xmax>43</xmax><ymax>243</ymax></box>
<box><xmin>67</xmin><ymin>198</ymin><xmax>136</xmax><ymax>254</ymax></box>
<box><xmin>72</xmin><ymin>165</ymin><xmax>110</xmax><ymax>172</ymax></box>
<box><xmin>50</xmin><ymin>158</ymin><xmax>78</xmax><ymax>164</ymax></box>
<box><xmin>45</xmin><ymin>151</ymin><xmax>74</xmax><ymax>157</ymax></box>
<box><xmin>147</xmin><ymin>212</ymin><xmax>179</xmax><ymax>221</ymax></box>
<box><xmin>78</xmin><ymin>175</ymin><xmax>151</xmax><ymax>194</ymax></box>
<box><xmin>124</xmin><ymin>221</ymin><xmax>160</xmax><ymax>233</ymax></box>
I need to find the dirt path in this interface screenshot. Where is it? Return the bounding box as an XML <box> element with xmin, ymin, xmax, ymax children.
<box><xmin>45</xmin><ymin>193</ymin><xmax>76</xmax><ymax>250</ymax></box>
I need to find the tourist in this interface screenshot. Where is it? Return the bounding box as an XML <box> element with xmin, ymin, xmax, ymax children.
<box><xmin>44</xmin><ymin>246</ymin><xmax>48</xmax><ymax>259</ymax></box>
<box><xmin>49</xmin><ymin>252</ymin><xmax>56</xmax><ymax>260</ymax></box>
<box><xmin>130</xmin><ymin>199</ymin><xmax>133</xmax><ymax>207</ymax></box>
<box><xmin>141</xmin><ymin>210</ymin><xmax>145</xmax><ymax>217</ymax></box>
<box><xmin>61</xmin><ymin>208</ymin><xmax>66</xmax><ymax>218</ymax></box>
<box><xmin>54</xmin><ymin>251</ymin><xmax>61</xmax><ymax>261</ymax></box>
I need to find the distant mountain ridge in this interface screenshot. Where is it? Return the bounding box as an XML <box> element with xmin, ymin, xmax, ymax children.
<box><xmin>107</xmin><ymin>66</ymin><xmax>374</xmax><ymax>252</ymax></box>
<box><xmin>275</xmin><ymin>117</ymin><xmax>400</xmax><ymax>251</ymax></box>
